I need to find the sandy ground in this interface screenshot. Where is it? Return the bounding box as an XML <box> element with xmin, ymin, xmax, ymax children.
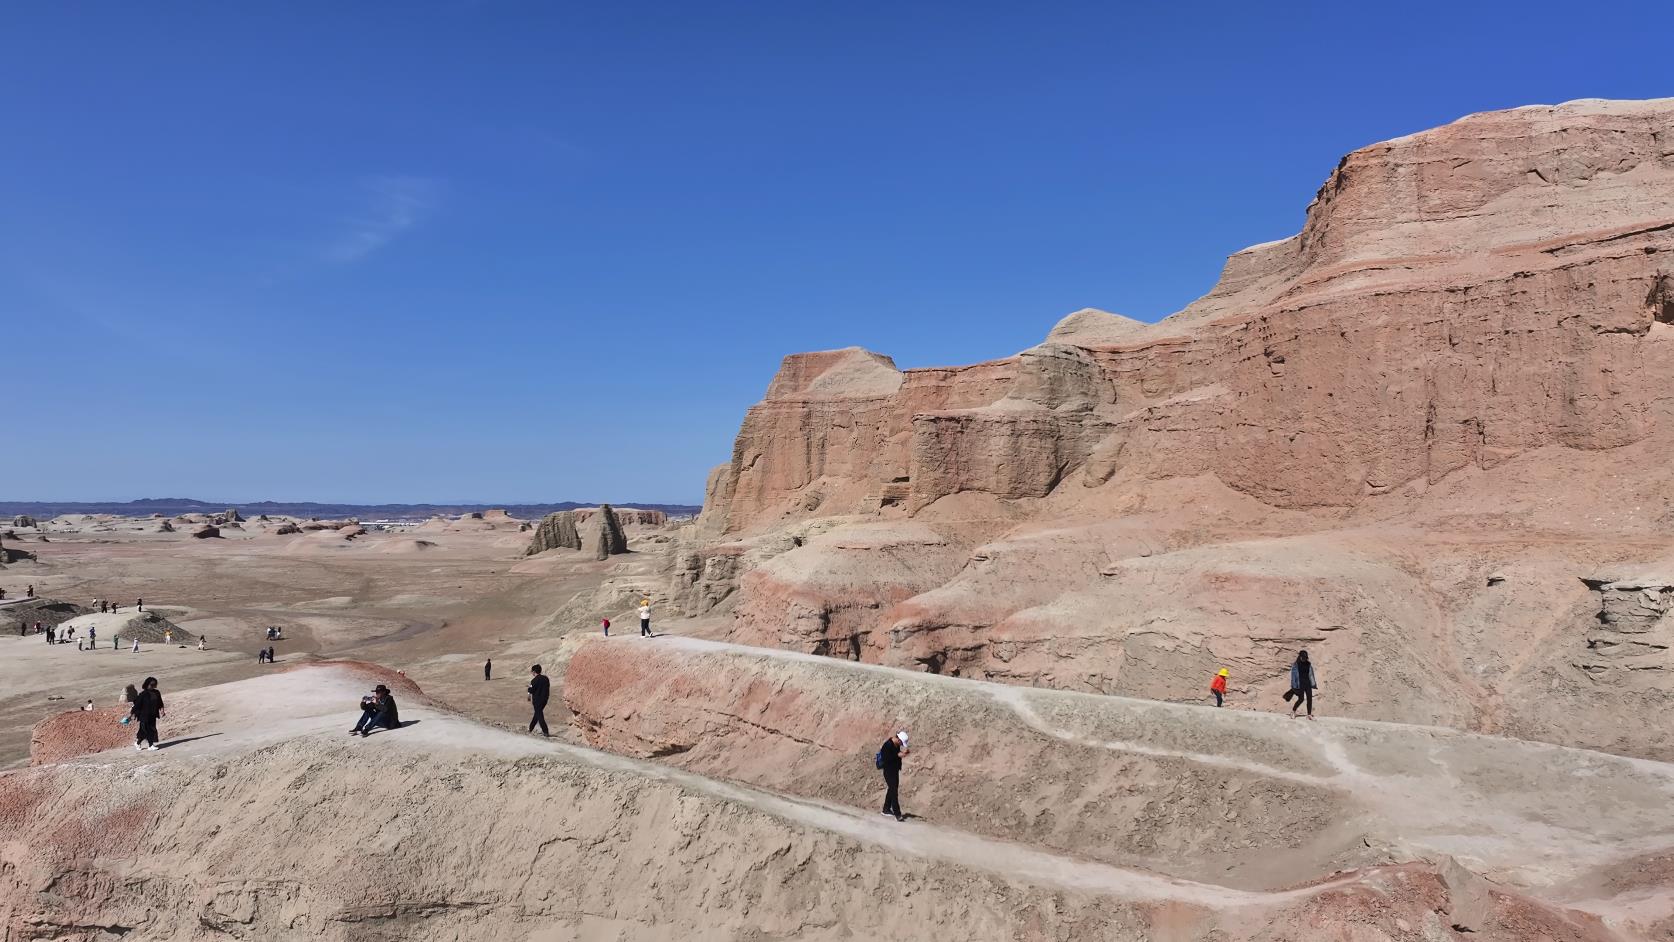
<box><xmin>0</xmin><ymin>516</ymin><xmax>670</xmax><ymax>768</ymax></box>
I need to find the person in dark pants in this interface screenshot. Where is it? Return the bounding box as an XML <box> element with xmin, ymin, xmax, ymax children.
<box><xmin>484</xmin><ymin>658</ymin><xmax>492</xmax><ymax>681</ymax></box>
<box><xmin>527</xmin><ymin>664</ymin><xmax>550</xmax><ymax>736</ymax></box>
<box><xmin>639</xmin><ymin>602</ymin><xmax>652</xmax><ymax>637</ymax></box>
<box><xmin>1289</xmin><ymin>650</ymin><xmax>1318</xmax><ymax>720</ymax></box>
<box><xmin>879</xmin><ymin>730</ymin><xmax>910</xmax><ymax>821</ymax></box>
<box><xmin>350</xmin><ymin>689</ymin><xmax>379</xmax><ymax>734</ymax></box>
<box><xmin>358</xmin><ymin>685</ymin><xmax>400</xmax><ymax>736</ymax></box>
<box><xmin>131</xmin><ymin>677</ymin><xmax>165</xmax><ymax>751</ymax></box>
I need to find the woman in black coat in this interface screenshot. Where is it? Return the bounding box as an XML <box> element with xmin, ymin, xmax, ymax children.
<box><xmin>131</xmin><ymin>676</ymin><xmax>165</xmax><ymax>751</ymax></box>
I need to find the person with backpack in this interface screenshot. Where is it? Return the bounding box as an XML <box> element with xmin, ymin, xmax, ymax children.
<box><xmin>601</xmin><ymin>617</ymin><xmax>610</xmax><ymax>637</ymax></box>
<box><xmin>527</xmin><ymin>664</ymin><xmax>550</xmax><ymax>737</ymax></box>
<box><xmin>877</xmin><ymin>730</ymin><xmax>910</xmax><ymax>822</ymax></box>
<box><xmin>1288</xmin><ymin>650</ymin><xmax>1318</xmax><ymax>720</ymax></box>
<box><xmin>1210</xmin><ymin>668</ymin><xmax>1228</xmax><ymax>707</ymax></box>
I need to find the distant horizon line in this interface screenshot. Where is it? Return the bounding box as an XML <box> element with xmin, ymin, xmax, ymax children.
<box><xmin>0</xmin><ymin>496</ymin><xmax>705</xmax><ymax>509</ymax></box>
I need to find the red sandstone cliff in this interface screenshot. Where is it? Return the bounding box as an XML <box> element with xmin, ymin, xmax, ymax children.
<box><xmin>673</xmin><ymin>99</ymin><xmax>1674</xmax><ymax>761</ymax></box>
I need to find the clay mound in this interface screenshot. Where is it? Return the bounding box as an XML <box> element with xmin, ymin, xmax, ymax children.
<box><xmin>0</xmin><ymin>598</ymin><xmax>91</xmax><ymax>633</ymax></box>
<box><xmin>273</xmin><ymin>522</ymin><xmax>301</xmax><ymax>535</ymax></box>
<box><xmin>30</xmin><ymin>707</ymin><xmax>134</xmax><ymax>766</ymax></box>
<box><xmin>0</xmin><ymin>662</ymin><xmax>1614</xmax><ymax>941</ymax></box>
<box><xmin>190</xmin><ymin>525</ymin><xmax>220</xmax><ymax>539</ymax></box>
<box><xmin>61</xmin><ymin>610</ymin><xmax>193</xmax><ymax>645</ymax></box>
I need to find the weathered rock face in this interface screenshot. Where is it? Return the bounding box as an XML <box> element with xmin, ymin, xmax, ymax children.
<box><xmin>673</xmin><ymin>98</ymin><xmax>1674</xmax><ymax>759</ymax></box>
<box><xmin>223</xmin><ymin>508</ymin><xmax>244</xmax><ymax>523</ymax></box>
<box><xmin>699</xmin><ymin>100</ymin><xmax>1674</xmax><ymax>533</ymax></box>
<box><xmin>155</xmin><ymin>519</ymin><xmax>175</xmax><ymax>533</ymax></box>
<box><xmin>273</xmin><ymin>522</ymin><xmax>300</xmax><ymax>535</ymax></box>
<box><xmin>573</xmin><ymin>507</ymin><xmax>669</xmax><ymax>528</ymax></box>
<box><xmin>11</xmin><ymin>515</ymin><xmax>36</xmax><ymax>528</ymax></box>
<box><xmin>524</xmin><ymin>511</ymin><xmax>582</xmax><ymax>555</ymax></box>
<box><xmin>191</xmin><ymin>525</ymin><xmax>220</xmax><ymax>539</ymax></box>
<box><xmin>591</xmin><ymin>504</ymin><xmax>628</xmax><ymax>560</ymax></box>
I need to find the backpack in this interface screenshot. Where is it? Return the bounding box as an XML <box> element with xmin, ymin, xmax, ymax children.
<box><xmin>602</xmin><ymin>618</ymin><xmax>610</xmax><ymax>629</ymax></box>
<box><xmin>875</xmin><ymin>749</ymin><xmax>884</xmax><ymax>769</ymax></box>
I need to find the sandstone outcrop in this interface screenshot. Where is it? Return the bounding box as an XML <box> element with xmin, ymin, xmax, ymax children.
<box><xmin>524</xmin><ymin>510</ymin><xmax>582</xmax><ymax>555</ymax></box>
<box><xmin>155</xmin><ymin>519</ymin><xmax>174</xmax><ymax>533</ymax></box>
<box><xmin>573</xmin><ymin>507</ymin><xmax>669</xmax><ymax>528</ymax></box>
<box><xmin>191</xmin><ymin>525</ymin><xmax>220</xmax><ymax>539</ymax></box>
<box><xmin>273</xmin><ymin>522</ymin><xmax>301</xmax><ymax>535</ymax></box>
<box><xmin>591</xmin><ymin>504</ymin><xmax>628</xmax><ymax>560</ymax></box>
<box><xmin>670</xmin><ymin>98</ymin><xmax>1674</xmax><ymax>760</ymax></box>
<box><xmin>11</xmin><ymin>515</ymin><xmax>36</xmax><ymax>528</ymax></box>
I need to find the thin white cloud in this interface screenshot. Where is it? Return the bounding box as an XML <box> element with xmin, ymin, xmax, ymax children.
<box><xmin>325</xmin><ymin>175</ymin><xmax>442</xmax><ymax>263</ymax></box>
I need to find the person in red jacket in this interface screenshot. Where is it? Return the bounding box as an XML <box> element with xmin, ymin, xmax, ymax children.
<box><xmin>1210</xmin><ymin>668</ymin><xmax>1229</xmax><ymax>707</ymax></box>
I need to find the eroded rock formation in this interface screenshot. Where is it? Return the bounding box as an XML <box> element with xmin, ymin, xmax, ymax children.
<box><xmin>592</xmin><ymin>504</ymin><xmax>627</xmax><ymax>560</ymax></box>
<box><xmin>525</xmin><ymin>511</ymin><xmax>582</xmax><ymax>555</ymax></box>
<box><xmin>670</xmin><ymin>98</ymin><xmax>1674</xmax><ymax>760</ymax></box>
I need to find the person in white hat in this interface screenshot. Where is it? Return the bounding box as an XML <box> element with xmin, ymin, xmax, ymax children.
<box><xmin>878</xmin><ymin>730</ymin><xmax>911</xmax><ymax>821</ymax></box>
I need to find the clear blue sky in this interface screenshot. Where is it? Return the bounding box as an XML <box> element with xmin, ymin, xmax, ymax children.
<box><xmin>4</xmin><ymin>2</ymin><xmax>1668</xmax><ymax>504</ymax></box>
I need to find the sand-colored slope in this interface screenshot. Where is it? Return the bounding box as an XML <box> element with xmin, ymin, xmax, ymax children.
<box><xmin>0</xmin><ymin>662</ymin><xmax>1626</xmax><ymax>941</ymax></box>
<box><xmin>562</xmin><ymin>635</ymin><xmax>1674</xmax><ymax>924</ymax></box>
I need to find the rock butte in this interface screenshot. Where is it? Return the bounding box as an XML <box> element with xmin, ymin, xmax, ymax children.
<box><xmin>671</xmin><ymin>97</ymin><xmax>1674</xmax><ymax>760</ymax></box>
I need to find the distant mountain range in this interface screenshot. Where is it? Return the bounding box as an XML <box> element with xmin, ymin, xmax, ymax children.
<box><xmin>0</xmin><ymin>498</ymin><xmax>703</xmax><ymax>521</ymax></box>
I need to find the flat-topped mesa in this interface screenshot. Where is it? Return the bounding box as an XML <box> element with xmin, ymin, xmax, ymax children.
<box><xmin>693</xmin><ymin>98</ymin><xmax>1674</xmax><ymax>539</ymax></box>
<box><xmin>524</xmin><ymin>511</ymin><xmax>582</xmax><ymax>555</ymax></box>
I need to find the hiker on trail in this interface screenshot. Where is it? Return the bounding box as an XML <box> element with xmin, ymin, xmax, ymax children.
<box><xmin>113</xmin><ymin>635</ymin><xmax>120</xmax><ymax>650</ymax></box>
<box><xmin>264</xmin><ymin>645</ymin><xmax>272</xmax><ymax>662</ymax></box>
<box><xmin>46</xmin><ymin>625</ymin><xmax>54</xmax><ymax>644</ymax></box>
<box><xmin>601</xmin><ymin>617</ymin><xmax>610</xmax><ymax>637</ymax></box>
<box><xmin>1287</xmin><ymin>650</ymin><xmax>1318</xmax><ymax>720</ymax></box>
<box><xmin>484</xmin><ymin>658</ymin><xmax>492</xmax><ymax>681</ymax></box>
<box><xmin>197</xmin><ymin>637</ymin><xmax>207</xmax><ymax>651</ymax></box>
<box><xmin>132</xmin><ymin>638</ymin><xmax>140</xmax><ymax>653</ymax></box>
<box><xmin>88</xmin><ymin>626</ymin><xmax>96</xmax><ymax>648</ymax></box>
<box><xmin>357</xmin><ymin>685</ymin><xmax>400</xmax><ymax>737</ymax></box>
<box><xmin>130</xmin><ymin>677</ymin><xmax>164</xmax><ymax>751</ymax></box>
<box><xmin>257</xmin><ymin>648</ymin><xmax>266</xmax><ymax>664</ymax></box>
<box><xmin>66</xmin><ymin>626</ymin><xmax>75</xmax><ymax>642</ymax></box>
<box><xmin>1210</xmin><ymin>668</ymin><xmax>1228</xmax><ymax>707</ymax></box>
<box><xmin>112</xmin><ymin>602</ymin><xmax>120</xmax><ymax>613</ymax></box>
<box><xmin>878</xmin><ymin>730</ymin><xmax>910</xmax><ymax>822</ymax></box>
<box><xmin>99</xmin><ymin>600</ymin><xmax>107</xmax><ymax>613</ymax></box>
<box><xmin>137</xmin><ymin>598</ymin><xmax>143</xmax><ymax>612</ymax></box>
<box><xmin>164</xmin><ymin>630</ymin><xmax>172</xmax><ymax>644</ymax></box>
<box><xmin>26</xmin><ymin>584</ymin><xmax>33</xmax><ymax>598</ymax></box>
<box><xmin>639</xmin><ymin>602</ymin><xmax>652</xmax><ymax>637</ymax></box>
<box><xmin>527</xmin><ymin>665</ymin><xmax>550</xmax><ymax>737</ymax></box>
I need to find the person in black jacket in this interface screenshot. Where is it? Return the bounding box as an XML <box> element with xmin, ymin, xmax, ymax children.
<box><xmin>1288</xmin><ymin>650</ymin><xmax>1319</xmax><ymax>720</ymax></box>
<box><xmin>130</xmin><ymin>677</ymin><xmax>165</xmax><ymax>751</ymax></box>
<box><xmin>879</xmin><ymin>731</ymin><xmax>910</xmax><ymax>821</ymax></box>
<box><xmin>528</xmin><ymin>664</ymin><xmax>550</xmax><ymax>737</ymax></box>
<box><xmin>358</xmin><ymin>685</ymin><xmax>400</xmax><ymax>737</ymax></box>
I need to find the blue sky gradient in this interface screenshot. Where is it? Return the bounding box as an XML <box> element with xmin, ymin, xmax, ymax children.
<box><xmin>4</xmin><ymin>2</ymin><xmax>1668</xmax><ymax>503</ymax></box>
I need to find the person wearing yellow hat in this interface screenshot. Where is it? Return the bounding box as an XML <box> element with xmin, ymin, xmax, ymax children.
<box><xmin>1210</xmin><ymin>668</ymin><xmax>1229</xmax><ymax>708</ymax></box>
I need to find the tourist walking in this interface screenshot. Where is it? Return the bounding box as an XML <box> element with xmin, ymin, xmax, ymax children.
<box><xmin>527</xmin><ymin>664</ymin><xmax>550</xmax><ymax>737</ymax></box>
<box><xmin>878</xmin><ymin>730</ymin><xmax>910</xmax><ymax>821</ymax></box>
<box><xmin>483</xmin><ymin>658</ymin><xmax>492</xmax><ymax>681</ymax></box>
<box><xmin>639</xmin><ymin>601</ymin><xmax>652</xmax><ymax>637</ymax></box>
<box><xmin>601</xmin><ymin>617</ymin><xmax>610</xmax><ymax>637</ymax></box>
<box><xmin>132</xmin><ymin>637</ymin><xmax>140</xmax><ymax>653</ymax></box>
<box><xmin>1210</xmin><ymin>668</ymin><xmax>1228</xmax><ymax>707</ymax></box>
<box><xmin>26</xmin><ymin>584</ymin><xmax>33</xmax><ymax>598</ymax></box>
<box><xmin>1287</xmin><ymin>650</ymin><xmax>1318</xmax><ymax>720</ymax></box>
<box><xmin>131</xmin><ymin>677</ymin><xmax>164</xmax><ymax>751</ymax></box>
<box><xmin>137</xmin><ymin>598</ymin><xmax>143</xmax><ymax>611</ymax></box>
<box><xmin>88</xmin><ymin>626</ymin><xmax>96</xmax><ymax>648</ymax></box>
<box><xmin>45</xmin><ymin>625</ymin><xmax>54</xmax><ymax>644</ymax></box>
